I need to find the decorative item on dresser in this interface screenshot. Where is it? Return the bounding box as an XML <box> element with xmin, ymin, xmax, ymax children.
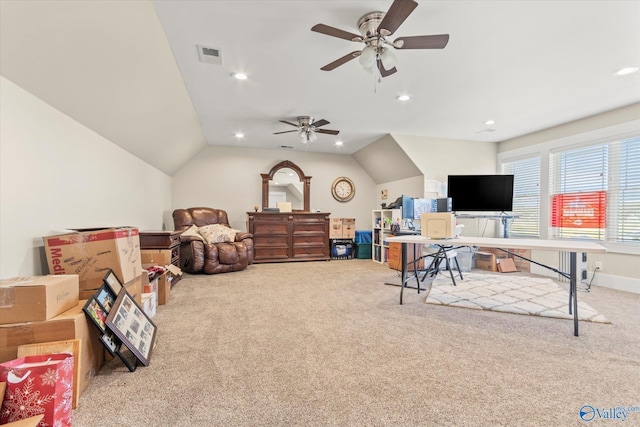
<box><xmin>247</xmin><ymin>212</ymin><xmax>331</xmax><ymax>263</ymax></box>
<box><xmin>139</xmin><ymin>230</ymin><xmax>182</xmax><ymax>287</ymax></box>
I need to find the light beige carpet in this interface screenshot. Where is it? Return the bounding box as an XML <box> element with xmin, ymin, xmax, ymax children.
<box><xmin>426</xmin><ymin>272</ymin><xmax>611</xmax><ymax>323</ymax></box>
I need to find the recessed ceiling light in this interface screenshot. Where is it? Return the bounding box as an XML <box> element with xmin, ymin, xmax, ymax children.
<box><xmin>484</xmin><ymin>120</ymin><xmax>496</xmax><ymax>125</ymax></box>
<box><xmin>335</xmin><ymin>141</ymin><xmax>344</xmax><ymax>146</ymax></box>
<box><xmin>232</xmin><ymin>72</ymin><xmax>248</xmax><ymax>80</ymax></box>
<box><xmin>614</xmin><ymin>67</ymin><xmax>639</xmax><ymax>76</ymax></box>
<box><xmin>396</xmin><ymin>94</ymin><xmax>411</xmax><ymax>101</ymax></box>
<box><xmin>234</xmin><ymin>132</ymin><xmax>244</xmax><ymax>138</ymax></box>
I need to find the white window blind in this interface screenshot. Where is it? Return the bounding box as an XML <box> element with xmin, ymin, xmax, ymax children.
<box><xmin>502</xmin><ymin>156</ymin><xmax>540</xmax><ymax>236</ymax></box>
<box><xmin>609</xmin><ymin>138</ymin><xmax>640</xmax><ymax>242</ymax></box>
<box><xmin>549</xmin><ymin>136</ymin><xmax>640</xmax><ymax>243</ymax></box>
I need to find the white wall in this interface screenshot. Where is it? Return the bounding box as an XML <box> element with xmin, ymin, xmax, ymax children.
<box><xmin>171</xmin><ymin>146</ymin><xmax>378</xmax><ymax>232</ymax></box>
<box><xmin>394</xmin><ymin>135</ymin><xmax>498</xmax><ymax>182</ymax></box>
<box><xmin>0</xmin><ymin>77</ymin><xmax>172</xmax><ymax>278</ymax></box>
<box><xmin>392</xmin><ymin>135</ymin><xmax>500</xmax><ymax>236</ymax></box>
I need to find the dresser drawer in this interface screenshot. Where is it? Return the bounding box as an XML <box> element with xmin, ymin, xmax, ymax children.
<box><xmin>255</xmin><ymin>235</ymin><xmax>289</xmax><ymax>247</ymax></box>
<box><xmin>292</xmin><ymin>214</ymin><xmax>326</xmax><ymax>222</ymax></box>
<box><xmin>293</xmin><ymin>244</ymin><xmax>326</xmax><ymax>258</ymax></box>
<box><xmin>254</xmin><ymin>222</ymin><xmax>289</xmax><ymax>235</ymax></box>
<box><xmin>293</xmin><ymin>234</ymin><xmax>326</xmax><ymax>245</ymax></box>
<box><xmin>254</xmin><ymin>247</ymin><xmax>290</xmax><ymax>260</ymax></box>
<box><xmin>293</xmin><ymin>222</ymin><xmax>326</xmax><ymax>233</ymax></box>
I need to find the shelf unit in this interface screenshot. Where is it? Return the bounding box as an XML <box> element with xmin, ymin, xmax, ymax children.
<box><xmin>372</xmin><ymin>209</ymin><xmax>401</xmax><ymax>264</ymax></box>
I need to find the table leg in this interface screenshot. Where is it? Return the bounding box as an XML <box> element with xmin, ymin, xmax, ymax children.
<box><xmin>400</xmin><ymin>242</ymin><xmax>407</xmax><ymax>304</ymax></box>
<box><xmin>570</xmin><ymin>252</ymin><xmax>578</xmax><ymax>336</ymax></box>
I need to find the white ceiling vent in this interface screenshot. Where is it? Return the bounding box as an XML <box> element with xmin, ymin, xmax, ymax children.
<box><xmin>197</xmin><ymin>45</ymin><xmax>223</xmax><ymax>65</ymax></box>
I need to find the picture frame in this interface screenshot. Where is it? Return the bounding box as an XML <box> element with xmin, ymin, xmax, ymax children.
<box><xmin>99</xmin><ymin>331</ymin><xmax>121</xmax><ymax>356</ymax></box>
<box><xmin>105</xmin><ymin>288</ymin><xmax>157</xmax><ymax>366</ymax></box>
<box><xmin>115</xmin><ymin>346</ymin><xmax>139</xmax><ymax>372</ymax></box>
<box><xmin>82</xmin><ymin>297</ymin><xmax>107</xmax><ymax>333</ymax></box>
<box><xmin>102</xmin><ymin>269</ymin><xmax>123</xmax><ymax>297</ymax></box>
<box><xmin>95</xmin><ymin>284</ymin><xmax>116</xmax><ymax>313</ymax></box>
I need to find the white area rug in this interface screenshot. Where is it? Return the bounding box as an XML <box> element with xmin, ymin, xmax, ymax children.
<box><xmin>426</xmin><ymin>272</ymin><xmax>610</xmax><ymax>323</ymax></box>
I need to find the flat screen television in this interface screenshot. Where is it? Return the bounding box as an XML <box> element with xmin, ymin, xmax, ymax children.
<box><xmin>447</xmin><ymin>174</ymin><xmax>514</xmax><ymax>212</ymax></box>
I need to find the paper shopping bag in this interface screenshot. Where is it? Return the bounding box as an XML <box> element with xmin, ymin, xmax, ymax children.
<box><xmin>0</xmin><ymin>353</ymin><xmax>74</xmax><ymax>427</ymax></box>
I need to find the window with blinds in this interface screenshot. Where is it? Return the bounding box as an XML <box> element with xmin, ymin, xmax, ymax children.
<box><xmin>610</xmin><ymin>138</ymin><xmax>640</xmax><ymax>242</ymax></box>
<box><xmin>502</xmin><ymin>156</ymin><xmax>540</xmax><ymax>236</ymax></box>
<box><xmin>549</xmin><ymin>136</ymin><xmax>640</xmax><ymax>242</ymax></box>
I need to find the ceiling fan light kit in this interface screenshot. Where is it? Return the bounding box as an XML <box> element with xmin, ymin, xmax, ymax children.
<box><xmin>274</xmin><ymin>116</ymin><xmax>340</xmax><ymax>144</ymax></box>
<box><xmin>311</xmin><ymin>0</ymin><xmax>449</xmax><ymax>77</ymax></box>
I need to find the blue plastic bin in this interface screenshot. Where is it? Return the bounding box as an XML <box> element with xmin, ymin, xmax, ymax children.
<box><xmin>354</xmin><ymin>230</ymin><xmax>373</xmax><ymax>259</ymax></box>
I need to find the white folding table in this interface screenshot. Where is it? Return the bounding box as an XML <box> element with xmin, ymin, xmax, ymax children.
<box><xmin>385</xmin><ymin>235</ymin><xmax>607</xmax><ymax>336</ymax></box>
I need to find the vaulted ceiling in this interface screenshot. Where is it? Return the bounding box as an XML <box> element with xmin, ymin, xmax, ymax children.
<box><xmin>1</xmin><ymin>1</ymin><xmax>639</xmax><ymax>176</ymax></box>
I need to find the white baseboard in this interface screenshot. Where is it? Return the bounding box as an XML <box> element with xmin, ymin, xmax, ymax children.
<box><xmin>530</xmin><ymin>266</ymin><xmax>640</xmax><ymax>294</ymax></box>
<box><xmin>588</xmin><ymin>271</ymin><xmax>640</xmax><ymax>294</ymax></box>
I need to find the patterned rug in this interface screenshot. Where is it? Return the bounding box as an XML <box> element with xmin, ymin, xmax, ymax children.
<box><xmin>425</xmin><ymin>272</ymin><xmax>610</xmax><ymax>323</ymax></box>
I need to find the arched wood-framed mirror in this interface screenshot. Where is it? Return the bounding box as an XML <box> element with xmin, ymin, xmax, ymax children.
<box><xmin>262</xmin><ymin>160</ymin><xmax>311</xmax><ymax>212</ymax></box>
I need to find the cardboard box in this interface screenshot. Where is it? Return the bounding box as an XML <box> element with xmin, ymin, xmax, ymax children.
<box><xmin>157</xmin><ymin>272</ymin><xmax>171</xmax><ymax>305</ymax></box>
<box><xmin>141</xmin><ymin>249</ymin><xmax>172</xmax><ymax>267</ymax></box>
<box><xmin>476</xmin><ymin>252</ymin><xmax>496</xmax><ymax>272</ymax></box>
<box><xmin>497</xmin><ymin>258</ymin><xmax>518</xmax><ymax>272</ymax></box>
<box><xmin>0</xmin><ymin>301</ymin><xmax>104</xmax><ymax>397</ymax></box>
<box><xmin>342</xmin><ymin>218</ymin><xmax>356</xmax><ymax>239</ymax></box>
<box><xmin>143</xmin><ymin>276</ymin><xmax>158</xmax><ymax>295</ymax></box>
<box><xmin>78</xmin><ymin>272</ymin><xmax>145</xmax><ymax>306</ymax></box>
<box><xmin>141</xmin><ymin>292</ymin><xmax>157</xmax><ymax>318</ymax></box>
<box><xmin>43</xmin><ymin>227</ymin><xmax>142</xmax><ymax>292</ymax></box>
<box><xmin>0</xmin><ymin>275</ymin><xmax>79</xmax><ymax>324</ymax></box>
<box><xmin>329</xmin><ymin>218</ymin><xmax>343</xmax><ymax>239</ymax></box>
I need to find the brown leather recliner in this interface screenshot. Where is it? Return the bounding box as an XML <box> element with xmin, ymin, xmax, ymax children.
<box><xmin>173</xmin><ymin>208</ymin><xmax>254</xmax><ymax>274</ymax></box>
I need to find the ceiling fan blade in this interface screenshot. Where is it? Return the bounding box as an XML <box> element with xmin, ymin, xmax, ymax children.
<box><xmin>395</xmin><ymin>34</ymin><xmax>450</xmax><ymax>49</ymax></box>
<box><xmin>316</xmin><ymin>129</ymin><xmax>340</xmax><ymax>135</ymax></box>
<box><xmin>311</xmin><ymin>119</ymin><xmax>329</xmax><ymax>128</ymax></box>
<box><xmin>279</xmin><ymin>120</ymin><xmax>299</xmax><ymax>127</ymax></box>
<box><xmin>377</xmin><ymin>59</ymin><xmax>398</xmax><ymax>78</ymax></box>
<box><xmin>273</xmin><ymin>130</ymin><xmax>299</xmax><ymax>135</ymax></box>
<box><xmin>378</xmin><ymin>0</ymin><xmax>418</xmax><ymax>36</ymax></box>
<box><xmin>311</xmin><ymin>24</ymin><xmax>362</xmax><ymax>42</ymax></box>
<box><xmin>320</xmin><ymin>51</ymin><xmax>361</xmax><ymax>71</ymax></box>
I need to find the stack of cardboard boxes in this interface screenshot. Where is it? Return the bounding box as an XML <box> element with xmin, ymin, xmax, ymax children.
<box><xmin>0</xmin><ymin>227</ymin><xmax>153</xmax><ymax>409</ymax></box>
<box><xmin>0</xmin><ymin>275</ymin><xmax>103</xmax><ymax>406</ymax></box>
<box><xmin>476</xmin><ymin>247</ymin><xmax>531</xmax><ymax>273</ymax></box>
<box><xmin>329</xmin><ymin>218</ymin><xmax>356</xmax><ymax>259</ymax></box>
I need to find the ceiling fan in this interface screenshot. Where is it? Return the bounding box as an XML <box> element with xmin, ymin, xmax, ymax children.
<box><xmin>311</xmin><ymin>0</ymin><xmax>449</xmax><ymax>77</ymax></box>
<box><xmin>273</xmin><ymin>116</ymin><xmax>340</xmax><ymax>143</ymax></box>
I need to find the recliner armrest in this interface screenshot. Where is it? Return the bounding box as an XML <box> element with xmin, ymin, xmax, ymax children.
<box><xmin>235</xmin><ymin>231</ymin><xmax>253</xmax><ymax>241</ymax></box>
<box><xmin>180</xmin><ymin>234</ymin><xmax>204</xmax><ymax>243</ymax></box>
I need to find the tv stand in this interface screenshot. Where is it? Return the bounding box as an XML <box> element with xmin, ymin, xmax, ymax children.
<box><xmin>454</xmin><ymin>213</ymin><xmax>519</xmax><ymax>238</ymax></box>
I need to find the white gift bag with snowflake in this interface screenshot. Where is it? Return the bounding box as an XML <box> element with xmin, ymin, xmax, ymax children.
<box><xmin>0</xmin><ymin>353</ymin><xmax>73</xmax><ymax>427</ymax></box>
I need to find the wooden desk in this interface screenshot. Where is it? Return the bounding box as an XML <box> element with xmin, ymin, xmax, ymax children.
<box><xmin>385</xmin><ymin>235</ymin><xmax>607</xmax><ymax>336</ymax></box>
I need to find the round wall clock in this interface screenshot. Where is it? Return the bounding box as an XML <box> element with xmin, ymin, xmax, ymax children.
<box><xmin>331</xmin><ymin>177</ymin><xmax>355</xmax><ymax>202</ymax></box>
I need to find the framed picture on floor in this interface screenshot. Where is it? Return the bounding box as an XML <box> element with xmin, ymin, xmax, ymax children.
<box><xmin>82</xmin><ymin>297</ymin><xmax>107</xmax><ymax>333</ymax></box>
<box><xmin>95</xmin><ymin>284</ymin><xmax>116</xmax><ymax>313</ymax></box>
<box><xmin>105</xmin><ymin>288</ymin><xmax>157</xmax><ymax>366</ymax></box>
<box><xmin>103</xmin><ymin>269</ymin><xmax>123</xmax><ymax>297</ymax></box>
<box><xmin>100</xmin><ymin>330</ymin><xmax>121</xmax><ymax>357</ymax></box>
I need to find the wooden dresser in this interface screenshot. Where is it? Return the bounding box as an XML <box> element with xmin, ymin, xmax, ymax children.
<box><xmin>247</xmin><ymin>212</ymin><xmax>331</xmax><ymax>263</ymax></box>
